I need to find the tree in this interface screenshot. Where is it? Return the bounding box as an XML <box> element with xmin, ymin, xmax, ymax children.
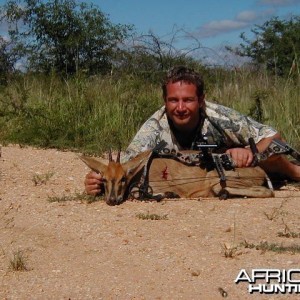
<box><xmin>0</xmin><ymin>36</ymin><xmax>16</xmax><ymax>84</ymax></box>
<box><xmin>1</xmin><ymin>0</ymin><xmax>132</xmax><ymax>75</ymax></box>
<box><xmin>227</xmin><ymin>16</ymin><xmax>300</xmax><ymax>76</ymax></box>
<box><xmin>114</xmin><ymin>30</ymin><xmax>204</xmax><ymax>81</ymax></box>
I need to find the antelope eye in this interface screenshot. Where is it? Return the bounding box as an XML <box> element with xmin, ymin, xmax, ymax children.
<box><xmin>121</xmin><ymin>176</ymin><xmax>126</xmax><ymax>182</ymax></box>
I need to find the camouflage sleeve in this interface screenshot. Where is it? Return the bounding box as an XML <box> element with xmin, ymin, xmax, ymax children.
<box><xmin>237</xmin><ymin>114</ymin><xmax>278</xmax><ymax>145</ymax></box>
<box><xmin>121</xmin><ymin>117</ymin><xmax>164</xmax><ymax>163</ymax></box>
<box><xmin>206</xmin><ymin>102</ymin><xmax>278</xmax><ymax>146</ymax></box>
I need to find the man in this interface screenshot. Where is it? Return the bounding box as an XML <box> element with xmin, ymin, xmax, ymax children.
<box><xmin>85</xmin><ymin>66</ymin><xmax>300</xmax><ymax>195</ymax></box>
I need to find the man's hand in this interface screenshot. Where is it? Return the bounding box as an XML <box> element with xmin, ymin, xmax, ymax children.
<box><xmin>226</xmin><ymin>148</ymin><xmax>253</xmax><ymax>168</ymax></box>
<box><xmin>84</xmin><ymin>171</ymin><xmax>103</xmax><ymax>195</ymax></box>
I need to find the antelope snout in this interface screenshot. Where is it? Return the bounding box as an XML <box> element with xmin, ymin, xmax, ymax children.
<box><xmin>106</xmin><ymin>195</ymin><xmax>124</xmax><ymax>206</ymax></box>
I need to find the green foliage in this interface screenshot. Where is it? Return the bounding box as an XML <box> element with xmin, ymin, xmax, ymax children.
<box><xmin>0</xmin><ymin>0</ymin><xmax>206</xmax><ymax>80</ymax></box>
<box><xmin>228</xmin><ymin>16</ymin><xmax>300</xmax><ymax>76</ymax></box>
<box><xmin>248</xmin><ymin>90</ymin><xmax>268</xmax><ymax>123</ymax></box>
<box><xmin>0</xmin><ymin>68</ymin><xmax>299</xmax><ymax>153</ymax></box>
<box><xmin>206</xmin><ymin>67</ymin><xmax>300</xmax><ymax>149</ymax></box>
<box><xmin>1</xmin><ymin>0</ymin><xmax>132</xmax><ymax>75</ymax></box>
<box><xmin>0</xmin><ymin>37</ymin><xmax>15</xmax><ymax>85</ymax></box>
<box><xmin>0</xmin><ymin>73</ymin><xmax>162</xmax><ymax>152</ymax></box>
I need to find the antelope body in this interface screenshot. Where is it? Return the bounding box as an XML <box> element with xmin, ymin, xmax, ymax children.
<box><xmin>81</xmin><ymin>150</ymin><xmax>274</xmax><ymax>205</ymax></box>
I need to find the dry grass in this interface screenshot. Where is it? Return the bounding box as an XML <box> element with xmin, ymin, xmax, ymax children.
<box><xmin>47</xmin><ymin>192</ymin><xmax>102</xmax><ymax>204</ymax></box>
<box><xmin>263</xmin><ymin>200</ymin><xmax>287</xmax><ymax>221</ymax></box>
<box><xmin>136</xmin><ymin>212</ymin><xmax>168</xmax><ymax>220</ymax></box>
<box><xmin>32</xmin><ymin>171</ymin><xmax>54</xmax><ymax>186</ymax></box>
<box><xmin>242</xmin><ymin>240</ymin><xmax>300</xmax><ymax>254</ymax></box>
<box><xmin>9</xmin><ymin>250</ymin><xmax>28</xmax><ymax>272</ymax></box>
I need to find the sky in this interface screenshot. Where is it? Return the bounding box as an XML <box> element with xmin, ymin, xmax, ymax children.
<box><xmin>1</xmin><ymin>0</ymin><xmax>300</xmax><ymax>65</ymax></box>
<box><xmin>96</xmin><ymin>0</ymin><xmax>300</xmax><ymax>65</ymax></box>
<box><xmin>96</xmin><ymin>0</ymin><xmax>300</xmax><ymax>46</ymax></box>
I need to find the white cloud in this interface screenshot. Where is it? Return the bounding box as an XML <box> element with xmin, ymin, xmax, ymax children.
<box><xmin>236</xmin><ymin>11</ymin><xmax>259</xmax><ymax>22</ymax></box>
<box><xmin>190</xmin><ymin>9</ymin><xmax>275</xmax><ymax>39</ymax></box>
<box><xmin>198</xmin><ymin>20</ymin><xmax>248</xmax><ymax>38</ymax></box>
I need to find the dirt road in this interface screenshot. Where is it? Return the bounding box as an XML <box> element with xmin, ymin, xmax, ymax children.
<box><xmin>1</xmin><ymin>145</ymin><xmax>300</xmax><ymax>299</ymax></box>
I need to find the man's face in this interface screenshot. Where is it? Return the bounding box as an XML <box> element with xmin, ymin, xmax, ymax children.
<box><xmin>164</xmin><ymin>81</ymin><xmax>204</xmax><ymax>132</ymax></box>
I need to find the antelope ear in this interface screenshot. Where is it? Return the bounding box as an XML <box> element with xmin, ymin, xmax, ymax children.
<box><xmin>80</xmin><ymin>156</ymin><xmax>108</xmax><ymax>175</ymax></box>
<box><xmin>123</xmin><ymin>150</ymin><xmax>152</xmax><ymax>179</ymax></box>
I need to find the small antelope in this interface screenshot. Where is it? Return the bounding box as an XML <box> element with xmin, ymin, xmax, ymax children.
<box><xmin>81</xmin><ymin>150</ymin><xmax>151</xmax><ymax>206</ymax></box>
<box><xmin>81</xmin><ymin>150</ymin><xmax>274</xmax><ymax>205</ymax></box>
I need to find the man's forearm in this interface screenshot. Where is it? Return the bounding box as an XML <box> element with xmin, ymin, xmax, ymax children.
<box><xmin>255</xmin><ymin>133</ymin><xmax>281</xmax><ymax>153</ymax></box>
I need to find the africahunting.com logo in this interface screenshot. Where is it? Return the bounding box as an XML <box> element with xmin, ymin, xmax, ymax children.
<box><xmin>235</xmin><ymin>269</ymin><xmax>300</xmax><ymax>294</ymax></box>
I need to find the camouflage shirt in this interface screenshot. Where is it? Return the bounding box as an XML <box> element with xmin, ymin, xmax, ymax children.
<box><xmin>122</xmin><ymin>101</ymin><xmax>277</xmax><ymax>162</ymax></box>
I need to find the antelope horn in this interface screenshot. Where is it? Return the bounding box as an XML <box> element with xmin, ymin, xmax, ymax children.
<box><xmin>108</xmin><ymin>149</ymin><xmax>113</xmax><ymax>162</ymax></box>
<box><xmin>116</xmin><ymin>149</ymin><xmax>121</xmax><ymax>163</ymax></box>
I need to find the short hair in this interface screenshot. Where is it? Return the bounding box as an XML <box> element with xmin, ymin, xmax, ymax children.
<box><xmin>162</xmin><ymin>66</ymin><xmax>205</xmax><ymax>100</ymax></box>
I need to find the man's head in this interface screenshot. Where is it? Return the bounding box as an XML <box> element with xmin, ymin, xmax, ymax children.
<box><xmin>162</xmin><ymin>66</ymin><xmax>205</xmax><ymax>132</ymax></box>
<box><xmin>162</xmin><ymin>66</ymin><xmax>205</xmax><ymax>100</ymax></box>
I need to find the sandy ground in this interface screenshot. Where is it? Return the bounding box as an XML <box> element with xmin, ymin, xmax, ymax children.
<box><xmin>1</xmin><ymin>144</ymin><xmax>300</xmax><ymax>300</ymax></box>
